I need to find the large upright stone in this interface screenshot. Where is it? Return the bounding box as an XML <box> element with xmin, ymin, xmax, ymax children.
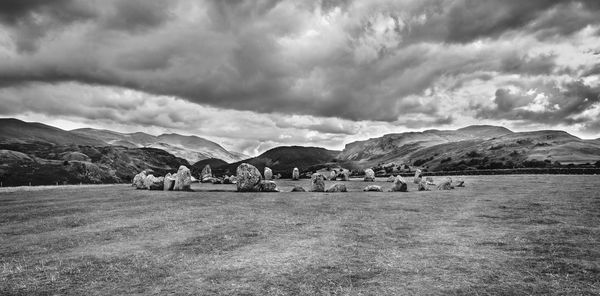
<box><xmin>292</xmin><ymin>167</ymin><xmax>300</xmax><ymax>180</ymax></box>
<box><xmin>414</xmin><ymin>169</ymin><xmax>423</xmax><ymax>184</ymax></box>
<box><xmin>340</xmin><ymin>169</ymin><xmax>350</xmax><ymax>181</ymax></box>
<box><xmin>310</xmin><ymin>173</ymin><xmax>325</xmax><ymax>192</ymax></box>
<box><xmin>201</xmin><ymin>165</ymin><xmax>212</xmax><ymax>182</ymax></box>
<box><xmin>144</xmin><ymin>175</ymin><xmax>164</xmax><ymax>190</ymax></box>
<box><xmin>133</xmin><ymin>171</ymin><xmax>147</xmax><ymax>189</ymax></box>
<box><xmin>163</xmin><ymin>173</ymin><xmax>175</xmax><ymax>191</ymax></box>
<box><xmin>173</xmin><ymin>165</ymin><xmax>192</xmax><ymax>191</ymax></box>
<box><xmin>364</xmin><ymin>169</ymin><xmax>375</xmax><ymax>182</ymax></box>
<box><xmin>390</xmin><ymin>175</ymin><xmax>408</xmax><ymax>192</ymax></box>
<box><xmin>329</xmin><ymin>170</ymin><xmax>337</xmax><ymax>181</ymax></box>
<box><xmin>236</xmin><ymin>163</ymin><xmax>262</xmax><ymax>192</ymax></box>
<box><xmin>264</xmin><ymin>167</ymin><xmax>273</xmax><ymax>180</ymax></box>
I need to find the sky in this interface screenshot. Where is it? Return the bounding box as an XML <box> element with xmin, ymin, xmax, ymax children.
<box><xmin>1</xmin><ymin>0</ymin><xmax>600</xmax><ymax>156</ymax></box>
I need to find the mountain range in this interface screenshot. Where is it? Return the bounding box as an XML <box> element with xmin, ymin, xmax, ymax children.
<box><xmin>1</xmin><ymin>118</ymin><xmax>599</xmax><ymax>186</ymax></box>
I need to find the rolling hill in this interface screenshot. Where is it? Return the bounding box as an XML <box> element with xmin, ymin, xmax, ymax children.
<box><xmin>0</xmin><ymin>118</ymin><xmax>105</xmax><ymax>146</ymax></box>
<box><xmin>72</xmin><ymin>128</ymin><xmax>247</xmax><ymax>163</ymax></box>
<box><xmin>337</xmin><ymin>125</ymin><xmax>600</xmax><ymax>171</ymax></box>
<box><xmin>213</xmin><ymin>146</ymin><xmax>340</xmax><ymax>177</ymax></box>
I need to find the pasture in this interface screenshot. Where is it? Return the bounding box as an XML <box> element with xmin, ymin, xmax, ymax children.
<box><xmin>1</xmin><ymin>175</ymin><xmax>599</xmax><ymax>295</ymax></box>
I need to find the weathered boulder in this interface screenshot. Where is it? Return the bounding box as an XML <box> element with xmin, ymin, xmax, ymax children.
<box><xmin>453</xmin><ymin>180</ymin><xmax>465</xmax><ymax>187</ymax></box>
<box><xmin>340</xmin><ymin>169</ymin><xmax>350</xmax><ymax>181</ymax></box>
<box><xmin>310</xmin><ymin>173</ymin><xmax>326</xmax><ymax>192</ymax></box>
<box><xmin>437</xmin><ymin>177</ymin><xmax>454</xmax><ymax>190</ymax></box>
<box><xmin>258</xmin><ymin>180</ymin><xmax>279</xmax><ymax>192</ymax></box>
<box><xmin>291</xmin><ymin>186</ymin><xmax>306</xmax><ymax>192</ymax></box>
<box><xmin>417</xmin><ymin>181</ymin><xmax>429</xmax><ymax>191</ymax></box>
<box><xmin>414</xmin><ymin>169</ymin><xmax>423</xmax><ymax>184</ymax></box>
<box><xmin>326</xmin><ymin>183</ymin><xmax>347</xmax><ymax>192</ymax></box>
<box><xmin>236</xmin><ymin>163</ymin><xmax>262</xmax><ymax>192</ymax></box>
<box><xmin>222</xmin><ymin>175</ymin><xmax>232</xmax><ymax>184</ymax></box>
<box><xmin>292</xmin><ymin>167</ymin><xmax>300</xmax><ymax>180</ymax></box>
<box><xmin>264</xmin><ymin>167</ymin><xmax>273</xmax><ymax>180</ymax></box>
<box><xmin>163</xmin><ymin>173</ymin><xmax>175</xmax><ymax>191</ymax></box>
<box><xmin>363</xmin><ymin>185</ymin><xmax>383</xmax><ymax>192</ymax></box>
<box><xmin>425</xmin><ymin>176</ymin><xmax>435</xmax><ymax>185</ymax></box>
<box><xmin>327</xmin><ymin>170</ymin><xmax>336</xmax><ymax>181</ymax></box>
<box><xmin>173</xmin><ymin>165</ymin><xmax>192</xmax><ymax>191</ymax></box>
<box><xmin>200</xmin><ymin>165</ymin><xmax>212</xmax><ymax>183</ymax></box>
<box><xmin>390</xmin><ymin>176</ymin><xmax>408</xmax><ymax>192</ymax></box>
<box><xmin>133</xmin><ymin>171</ymin><xmax>147</xmax><ymax>189</ymax></box>
<box><xmin>144</xmin><ymin>175</ymin><xmax>164</xmax><ymax>190</ymax></box>
<box><xmin>386</xmin><ymin>175</ymin><xmax>396</xmax><ymax>182</ymax></box>
<box><xmin>364</xmin><ymin>169</ymin><xmax>375</xmax><ymax>182</ymax></box>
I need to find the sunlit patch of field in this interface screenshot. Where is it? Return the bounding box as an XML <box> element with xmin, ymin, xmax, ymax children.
<box><xmin>1</xmin><ymin>175</ymin><xmax>599</xmax><ymax>295</ymax></box>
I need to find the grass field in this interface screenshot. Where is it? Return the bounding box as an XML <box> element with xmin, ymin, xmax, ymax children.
<box><xmin>1</xmin><ymin>175</ymin><xmax>599</xmax><ymax>295</ymax></box>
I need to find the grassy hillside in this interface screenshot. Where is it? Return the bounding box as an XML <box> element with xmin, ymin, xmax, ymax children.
<box><xmin>0</xmin><ymin>118</ymin><xmax>105</xmax><ymax>146</ymax></box>
<box><xmin>214</xmin><ymin>146</ymin><xmax>339</xmax><ymax>177</ymax></box>
<box><xmin>0</xmin><ymin>142</ymin><xmax>189</xmax><ymax>186</ymax></box>
<box><xmin>1</xmin><ymin>175</ymin><xmax>598</xmax><ymax>294</ymax></box>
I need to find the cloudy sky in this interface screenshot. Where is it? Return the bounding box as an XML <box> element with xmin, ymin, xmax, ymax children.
<box><xmin>1</xmin><ymin>0</ymin><xmax>600</xmax><ymax>156</ymax></box>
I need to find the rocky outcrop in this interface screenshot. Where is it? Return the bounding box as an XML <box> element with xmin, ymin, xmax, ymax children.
<box><xmin>236</xmin><ymin>163</ymin><xmax>262</xmax><ymax>192</ymax></box>
<box><xmin>363</xmin><ymin>185</ymin><xmax>383</xmax><ymax>192</ymax></box>
<box><xmin>326</xmin><ymin>183</ymin><xmax>347</xmax><ymax>192</ymax></box>
<box><xmin>390</xmin><ymin>176</ymin><xmax>408</xmax><ymax>192</ymax></box>
<box><xmin>173</xmin><ymin>165</ymin><xmax>192</xmax><ymax>191</ymax></box>
<box><xmin>292</xmin><ymin>167</ymin><xmax>300</xmax><ymax>180</ymax></box>
<box><xmin>364</xmin><ymin>169</ymin><xmax>375</xmax><ymax>182</ymax></box>
<box><xmin>310</xmin><ymin>173</ymin><xmax>325</xmax><ymax>192</ymax></box>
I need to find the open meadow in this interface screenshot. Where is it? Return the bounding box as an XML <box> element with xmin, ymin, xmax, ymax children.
<box><xmin>1</xmin><ymin>175</ymin><xmax>599</xmax><ymax>295</ymax></box>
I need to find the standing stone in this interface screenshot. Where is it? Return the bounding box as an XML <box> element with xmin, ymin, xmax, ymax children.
<box><xmin>326</xmin><ymin>183</ymin><xmax>347</xmax><ymax>192</ymax></box>
<box><xmin>340</xmin><ymin>169</ymin><xmax>350</xmax><ymax>181</ymax></box>
<box><xmin>163</xmin><ymin>173</ymin><xmax>175</xmax><ymax>191</ymax></box>
<box><xmin>201</xmin><ymin>165</ymin><xmax>212</xmax><ymax>182</ymax></box>
<box><xmin>390</xmin><ymin>176</ymin><xmax>408</xmax><ymax>192</ymax></box>
<box><xmin>329</xmin><ymin>170</ymin><xmax>337</xmax><ymax>181</ymax></box>
<box><xmin>258</xmin><ymin>180</ymin><xmax>279</xmax><ymax>192</ymax></box>
<box><xmin>264</xmin><ymin>167</ymin><xmax>273</xmax><ymax>180</ymax></box>
<box><xmin>133</xmin><ymin>171</ymin><xmax>147</xmax><ymax>189</ymax></box>
<box><xmin>236</xmin><ymin>163</ymin><xmax>262</xmax><ymax>192</ymax></box>
<box><xmin>453</xmin><ymin>179</ymin><xmax>465</xmax><ymax>187</ymax></box>
<box><xmin>414</xmin><ymin>169</ymin><xmax>423</xmax><ymax>184</ymax></box>
<box><xmin>173</xmin><ymin>165</ymin><xmax>192</xmax><ymax>191</ymax></box>
<box><xmin>364</xmin><ymin>169</ymin><xmax>375</xmax><ymax>182</ymax></box>
<box><xmin>425</xmin><ymin>176</ymin><xmax>435</xmax><ymax>185</ymax></box>
<box><xmin>437</xmin><ymin>177</ymin><xmax>454</xmax><ymax>190</ymax></box>
<box><xmin>418</xmin><ymin>181</ymin><xmax>429</xmax><ymax>191</ymax></box>
<box><xmin>310</xmin><ymin>173</ymin><xmax>325</xmax><ymax>192</ymax></box>
<box><xmin>144</xmin><ymin>175</ymin><xmax>164</xmax><ymax>190</ymax></box>
<box><xmin>223</xmin><ymin>175</ymin><xmax>233</xmax><ymax>184</ymax></box>
<box><xmin>292</xmin><ymin>167</ymin><xmax>300</xmax><ymax>180</ymax></box>
<box><xmin>387</xmin><ymin>175</ymin><xmax>396</xmax><ymax>182</ymax></box>
<box><xmin>363</xmin><ymin>185</ymin><xmax>383</xmax><ymax>192</ymax></box>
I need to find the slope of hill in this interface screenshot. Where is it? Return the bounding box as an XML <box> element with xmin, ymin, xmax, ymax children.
<box><xmin>190</xmin><ymin>158</ymin><xmax>228</xmax><ymax>177</ymax></box>
<box><xmin>337</xmin><ymin>125</ymin><xmax>513</xmax><ymax>167</ymax></box>
<box><xmin>0</xmin><ymin>142</ymin><xmax>190</xmax><ymax>186</ymax></box>
<box><xmin>339</xmin><ymin>126</ymin><xmax>600</xmax><ymax>171</ymax></box>
<box><xmin>214</xmin><ymin>146</ymin><xmax>339</xmax><ymax>177</ymax></box>
<box><xmin>71</xmin><ymin>128</ymin><xmax>247</xmax><ymax>163</ymax></box>
<box><xmin>0</xmin><ymin>118</ymin><xmax>105</xmax><ymax>146</ymax></box>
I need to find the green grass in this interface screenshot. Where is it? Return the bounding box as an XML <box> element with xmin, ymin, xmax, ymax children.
<box><xmin>1</xmin><ymin>175</ymin><xmax>599</xmax><ymax>295</ymax></box>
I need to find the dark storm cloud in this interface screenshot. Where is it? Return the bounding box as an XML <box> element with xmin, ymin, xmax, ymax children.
<box><xmin>475</xmin><ymin>81</ymin><xmax>600</xmax><ymax>127</ymax></box>
<box><xmin>0</xmin><ymin>0</ymin><xmax>599</xmax><ymax>126</ymax></box>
